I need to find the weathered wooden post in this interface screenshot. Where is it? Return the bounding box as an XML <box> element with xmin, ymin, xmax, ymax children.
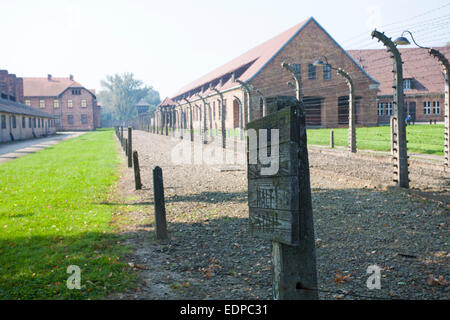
<box><xmin>124</xmin><ymin>138</ymin><xmax>128</xmax><ymax>155</ymax></box>
<box><xmin>153</xmin><ymin>166</ymin><xmax>168</xmax><ymax>240</ymax></box>
<box><xmin>330</xmin><ymin>130</ymin><xmax>335</xmax><ymax>148</ymax></box>
<box><xmin>133</xmin><ymin>151</ymin><xmax>142</xmax><ymax>190</ymax></box>
<box><xmin>127</xmin><ymin>127</ymin><xmax>132</xmax><ymax>168</ymax></box>
<box><xmin>248</xmin><ymin>95</ymin><xmax>318</xmax><ymax>300</ymax></box>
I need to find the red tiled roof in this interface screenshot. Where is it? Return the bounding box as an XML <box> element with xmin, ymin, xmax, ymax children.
<box><xmin>348</xmin><ymin>47</ymin><xmax>450</xmax><ymax>96</ymax></box>
<box><xmin>172</xmin><ymin>18</ymin><xmax>313</xmax><ymax>99</ymax></box>
<box><xmin>159</xmin><ymin>97</ymin><xmax>176</xmax><ymax>106</ymax></box>
<box><xmin>23</xmin><ymin>77</ymin><xmax>83</xmax><ymax>97</ymax></box>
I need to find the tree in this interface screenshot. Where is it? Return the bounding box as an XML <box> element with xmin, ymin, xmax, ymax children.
<box><xmin>97</xmin><ymin>73</ymin><xmax>158</xmax><ymax>121</ymax></box>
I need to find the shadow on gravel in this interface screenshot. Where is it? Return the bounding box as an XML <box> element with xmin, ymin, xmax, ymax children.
<box><xmin>99</xmin><ymin>191</ymin><xmax>247</xmax><ymax>207</ymax></box>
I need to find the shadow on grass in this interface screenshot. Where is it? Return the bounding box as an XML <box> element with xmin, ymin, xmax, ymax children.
<box><xmin>0</xmin><ymin>231</ymin><xmax>136</xmax><ymax>300</ymax></box>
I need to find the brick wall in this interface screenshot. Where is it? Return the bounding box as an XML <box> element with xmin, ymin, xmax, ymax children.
<box><xmin>377</xmin><ymin>95</ymin><xmax>445</xmax><ymax>124</ymax></box>
<box><xmin>25</xmin><ymin>88</ymin><xmax>98</xmax><ymax>131</ymax></box>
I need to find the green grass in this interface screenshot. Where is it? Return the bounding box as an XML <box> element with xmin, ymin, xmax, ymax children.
<box><xmin>307</xmin><ymin>125</ymin><xmax>445</xmax><ymax>156</ymax></box>
<box><xmin>0</xmin><ymin>129</ymin><xmax>137</xmax><ymax>299</ymax></box>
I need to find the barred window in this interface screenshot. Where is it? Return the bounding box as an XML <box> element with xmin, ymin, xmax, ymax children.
<box><xmin>54</xmin><ymin>100</ymin><xmax>59</xmax><ymax>108</ymax></box>
<box><xmin>68</xmin><ymin>100</ymin><xmax>73</xmax><ymax>108</ymax></box>
<box><xmin>68</xmin><ymin>115</ymin><xmax>74</xmax><ymax>125</ymax></box>
<box><xmin>1</xmin><ymin>115</ymin><xmax>6</xmax><ymax>129</ymax></box>
<box><xmin>308</xmin><ymin>64</ymin><xmax>316</xmax><ymax>80</ymax></box>
<box><xmin>292</xmin><ymin>64</ymin><xmax>301</xmax><ymax>76</ymax></box>
<box><xmin>377</xmin><ymin>103</ymin><xmax>384</xmax><ymax>116</ymax></box>
<box><xmin>40</xmin><ymin>100</ymin><xmax>45</xmax><ymax>108</ymax></box>
<box><xmin>81</xmin><ymin>114</ymin><xmax>88</xmax><ymax>124</ymax></box>
<box><xmin>385</xmin><ymin>102</ymin><xmax>393</xmax><ymax>116</ymax></box>
<box><xmin>433</xmin><ymin>101</ymin><xmax>440</xmax><ymax>115</ymax></box>
<box><xmin>323</xmin><ymin>64</ymin><xmax>332</xmax><ymax>80</ymax></box>
<box><xmin>424</xmin><ymin>101</ymin><xmax>431</xmax><ymax>115</ymax></box>
<box><xmin>81</xmin><ymin>100</ymin><xmax>87</xmax><ymax>108</ymax></box>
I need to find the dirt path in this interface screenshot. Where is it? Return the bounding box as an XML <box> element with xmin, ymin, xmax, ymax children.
<box><xmin>112</xmin><ymin>130</ymin><xmax>449</xmax><ymax>300</ymax></box>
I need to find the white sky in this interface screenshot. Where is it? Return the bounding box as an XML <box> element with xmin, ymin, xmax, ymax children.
<box><xmin>0</xmin><ymin>0</ymin><xmax>449</xmax><ymax>99</ymax></box>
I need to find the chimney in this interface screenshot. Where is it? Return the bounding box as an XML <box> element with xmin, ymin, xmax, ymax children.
<box><xmin>48</xmin><ymin>74</ymin><xmax>52</xmax><ymax>81</ymax></box>
<box><xmin>231</xmin><ymin>72</ymin><xmax>235</xmax><ymax>82</ymax></box>
<box><xmin>69</xmin><ymin>74</ymin><xmax>74</xmax><ymax>81</ymax></box>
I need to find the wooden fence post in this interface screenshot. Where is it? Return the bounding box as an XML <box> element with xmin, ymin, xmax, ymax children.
<box><xmin>124</xmin><ymin>138</ymin><xmax>128</xmax><ymax>155</ymax></box>
<box><xmin>153</xmin><ymin>166</ymin><xmax>168</xmax><ymax>240</ymax></box>
<box><xmin>133</xmin><ymin>151</ymin><xmax>142</xmax><ymax>190</ymax></box>
<box><xmin>330</xmin><ymin>130</ymin><xmax>334</xmax><ymax>148</ymax></box>
<box><xmin>248</xmin><ymin>97</ymin><xmax>318</xmax><ymax>300</ymax></box>
<box><xmin>128</xmin><ymin>127</ymin><xmax>132</xmax><ymax>168</ymax></box>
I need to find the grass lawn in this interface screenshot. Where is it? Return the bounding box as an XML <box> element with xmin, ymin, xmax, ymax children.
<box><xmin>0</xmin><ymin>129</ymin><xmax>137</xmax><ymax>299</ymax></box>
<box><xmin>307</xmin><ymin>125</ymin><xmax>445</xmax><ymax>156</ymax></box>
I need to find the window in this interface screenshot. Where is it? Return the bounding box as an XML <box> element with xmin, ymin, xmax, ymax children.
<box><xmin>11</xmin><ymin>116</ymin><xmax>16</xmax><ymax>129</ymax></box>
<box><xmin>323</xmin><ymin>64</ymin><xmax>332</xmax><ymax>80</ymax></box>
<box><xmin>33</xmin><ymin>118</ymin><xmax>36</xmax><ymax>128</ymax></box>
<box><xmin>39</xmin><ymin>100</ymin><xmax>45</xmax><ymax>108</ymax></box>
<box><xmin>292</xmin><ymin>64</ymin><xmax>301</xmax><ymax>76</ymax></box>
<box><xmin>377</xmin><ymin>103</ymin><xmax>384</xmax><ymax>116</ymax></box>
<box><xmin>28</xmin><ymin>117</ymin><xmax>32</xmax><ymax>128</ymax></box>
<box><xmin>433</xmin><ymin>101</ymin><xmax>440</xmax><ymax>115</ymax></box>
<box><xmin>68</xmin><ymin>115</ymin><xmax>74</xmax><ymax>125</ymax></box>
<box><xmin>81</xmin><ymin>114</ymin><xmax>87</xmax><ymax>124</ymax></box>
<box><xmin>81</xmin><ymin>100</ymin><xmax>87</xmax><ymax>108</ymax></box>
<box><xmin>25</xmin><ymin>100</ymin><xmax>31</xmax><ymax>106</ymax></box>
<box><xmin>22</xmin><ymin>116</ymin><xmax>26</xmax><ymax>128</ymax></box>
<box><xmin>424</xmin><ymin>101</ymin><xmax>431</xmax><ymax>115</ymax></box>
<box><xmin>54</xmin><ymin>99</ymin><xmax>59</xmax><ymax>108</ymax></box>
<box><xmin>308</xmin><ymin>64</ymin><xmax>316</xmax><ymax>80</ymax></box>
<box><xmin>385</xmin><ymin>102</ymin><xmax>393</xmax><ymax>116</ymax></box>
<box><xmin>72</xmin><ymin>89</ymin><xmax>81</xmax><ymax>95</ymax></box>
<box><xmin>38</xmin><ymin>118</ymin><xmax>41</xmax><ymax>128</ymax></box>
<box><xmin>68</xmin><ymin>100</ymin><xmax>73</xmax><ymax>108</ymax></box>
<box><xmin>1</xmin><ymin>115</ymin><xmax>6</xmax><ymax>129</ymax></box>
<box><xmin>403</xmin><ymin>79</ymin><xmax>412</xmax><ymax>90</ymax></box>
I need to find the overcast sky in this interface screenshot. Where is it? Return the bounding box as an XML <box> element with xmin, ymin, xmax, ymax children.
<box><xmin>0</xmin><ymin>0</ymin><xmax>449</xmax><ymax>99</ymax></box>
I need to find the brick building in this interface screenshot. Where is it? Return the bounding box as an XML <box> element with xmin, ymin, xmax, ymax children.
<box><xmin>349</xmin><ymin>47</ymin><xmax>450</xmax><ymax>124</ymax></box>
<box><xmin>158</xmin><ymin>17</ymin><xmax>379</xmax><ymax>130</ymax></box>
<box><xmin>23</xmin><ymin>75</ymin><xmax>101</xmax><ymax>131</ymax></box>
<box><xmin>0</xmin><ymin>68</ymin><xmax>56</xmax><ymax>143</ymax></box>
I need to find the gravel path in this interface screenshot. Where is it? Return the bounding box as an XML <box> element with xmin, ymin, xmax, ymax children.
<box><xmin>113</xmin><ymin>130</ymin><xmax>449</xmax><ymax>300</ymax></box>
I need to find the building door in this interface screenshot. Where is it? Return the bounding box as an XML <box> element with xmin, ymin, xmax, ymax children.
<box><xmin>303</xmin><ymin>97</ymin><xmax>322</xmax><ymax>126</ymax></box>
<box><xmin>408</xmin><ymin>102</ymin><xmax>416</xmax><ymax>123</ymax></box>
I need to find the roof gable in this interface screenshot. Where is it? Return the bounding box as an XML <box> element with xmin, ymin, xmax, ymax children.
<box><xmin>23</xmin><ymin>77</ymin><xmax>84</xmax><ymax>97</ymax></box>
<box><xmin>171</xmin><ymin>17</ymin><xmax>378</xmax><ymax>100</ymax></box>
<box><xmin>172</xmin><ymin>18</ymin><xmax>313</xmax><ymax>99</ymax></box>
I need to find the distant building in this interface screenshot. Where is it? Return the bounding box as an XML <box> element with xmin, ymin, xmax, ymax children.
<box><xmin>0</xmin><ymin>68</ymin><xmax>56</xmax><ymax>143</ymax></box>
<box><xmin>23</xmin><ymin>75</ymin><xmax>101</xmax><ymax>131</ymax></box>
<box><xmin>349</xmin><ymin>47</ymin><xmax>449</xmax><ymax>124</ymax></box>
<box><xmin>136</xmin><ymin>99</ymin><xmax>150</xmax><ymax>115</ymax></box>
